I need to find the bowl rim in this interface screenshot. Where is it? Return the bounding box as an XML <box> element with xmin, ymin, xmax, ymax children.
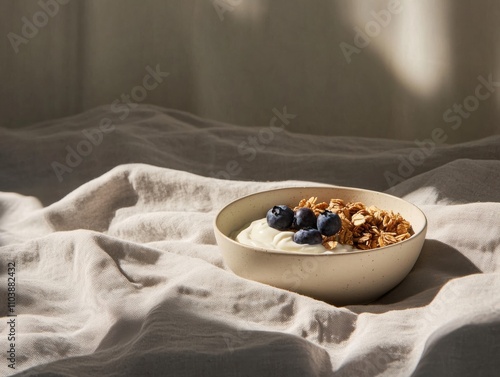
<box><xmin>214</xmin><ymin>185</ymin><xmax>428</xmax><ymax>257</ymax></box>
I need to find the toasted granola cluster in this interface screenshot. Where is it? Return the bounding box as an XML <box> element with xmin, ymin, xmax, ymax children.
<box><xmin>294</xmin><ymin>197</ymin><xmax>413</xmax><ymax>251</ymax></box>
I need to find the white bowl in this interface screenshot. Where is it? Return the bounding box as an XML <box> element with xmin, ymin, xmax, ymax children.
<box><xmin>214</xmin><ymin>186</ymin><xmax>427</xmax><ymax>305</ymax></box>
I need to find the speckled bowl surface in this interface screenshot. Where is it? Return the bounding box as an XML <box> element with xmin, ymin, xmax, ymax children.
<box><xmin>214</xmin><ymin>186</ymin><xmax>427</xmax><ymax>305</ymax></box>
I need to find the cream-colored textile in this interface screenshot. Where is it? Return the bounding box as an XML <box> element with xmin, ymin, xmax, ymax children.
<box><xmin>0</xmin><ymin>105</ymin><xmax>499</xmax><ymax>376</ymax></box>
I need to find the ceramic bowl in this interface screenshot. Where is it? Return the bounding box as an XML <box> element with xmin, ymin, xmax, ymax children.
<box><xmin>214</xmin><ymin>186</ymin><xmax>427</xmax><ymax>305</ymax></box>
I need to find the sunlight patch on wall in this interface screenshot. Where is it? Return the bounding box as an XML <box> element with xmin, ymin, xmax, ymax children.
<box><xmin>230</xmin><ymin>0</ymin><xmax>268</xmax><ymax>22</ymax></box>
<box><xmin>345</xmin><ymin>0</ymin><xmax>451</xmax><ymax>97</ymax></box>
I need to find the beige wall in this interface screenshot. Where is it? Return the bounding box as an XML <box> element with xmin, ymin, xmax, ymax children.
<box><xmin>0</xmin><ymin>0</ymin><xmax>82</xmax><ymax>127</ymax></box>
<box><xmin>1</xmin><ymin>0</ymin><xmax>499</xmax><ymax>143</ymax></box>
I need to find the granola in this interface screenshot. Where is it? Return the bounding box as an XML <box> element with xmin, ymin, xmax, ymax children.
<box><xmin>294</xmin><ymin>196</ymin><xmax>413</xmax><ymax>251</ymax></box>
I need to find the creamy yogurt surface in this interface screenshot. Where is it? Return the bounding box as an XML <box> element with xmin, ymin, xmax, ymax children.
<box><xmin>235</xmin><ymin>218</ymin><xmax>356</xmax><ymax>254</ymax></box>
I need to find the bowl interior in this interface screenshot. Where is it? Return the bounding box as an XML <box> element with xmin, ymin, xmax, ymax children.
<box><xmin>216</xmin><ymin>186</ymin><xmax>426</xmax><ymax>254</ymax></box>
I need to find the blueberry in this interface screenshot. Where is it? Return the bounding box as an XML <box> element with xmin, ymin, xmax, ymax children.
<box><xmin>266</xmin><ymin>205</ymin><xmax>294</xmax><ymax>230</ymax></box>
<box><xmin>293</xmin><ymin>228</ymin><xmax>323</xmax><ymax>245</ymax></box>
<box><xmin>317</xmin><ymin>210</ymin><xmax>342</xmax><ymax>236</ymax></box>
<box><xmin>293</xmin><ymin>207</ymin><xmax>317</xmax><ymax>229</ymax></box>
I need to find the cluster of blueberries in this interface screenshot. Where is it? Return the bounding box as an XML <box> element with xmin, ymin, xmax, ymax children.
<box><xmin>266</xmin><ymin>205</ymin><xmax>342</xmax><ymax>245</ymax></box>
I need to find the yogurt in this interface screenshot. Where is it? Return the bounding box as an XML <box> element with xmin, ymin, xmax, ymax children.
<box><xmin>234</xmin><ymin>218</ymin><xmax>356</xmax><ymax>254</ymax></box>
